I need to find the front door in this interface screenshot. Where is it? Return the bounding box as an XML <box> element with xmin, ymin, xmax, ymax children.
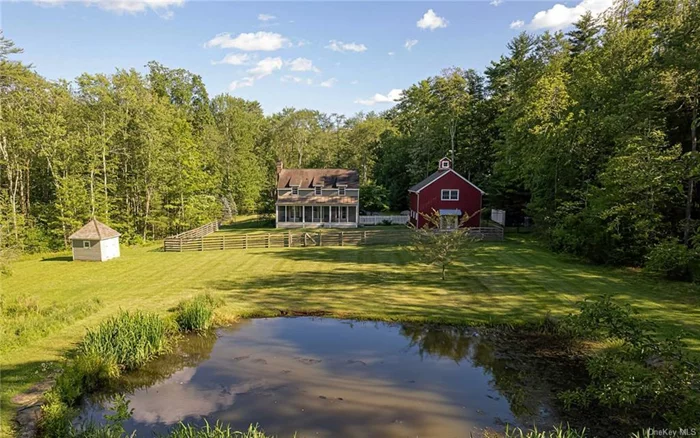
<box><xmin>440</xmin><ymin>215</ymin><xmax>458</xmax><ymax>230</ymax></box>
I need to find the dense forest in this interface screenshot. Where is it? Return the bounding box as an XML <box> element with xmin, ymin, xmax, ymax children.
<box><xmin>1</xmin><ymin>0</ymin><xmax>698</xmax><ymax>271</ymax></box>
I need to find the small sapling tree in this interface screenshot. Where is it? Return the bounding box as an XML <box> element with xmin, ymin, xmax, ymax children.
<box><xmin>411</xmin><ymin>209</ymin><xmax>479</xmax><ymax>280</ymax></box>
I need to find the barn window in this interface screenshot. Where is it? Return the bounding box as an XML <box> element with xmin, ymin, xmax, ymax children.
<box><xmin>338</xmin><ymin>186</ymin><xmax>346</xmax><ymax>196</ymax></box>
<box><xmin>441</xmin><ymin>189</ymin><xmax>459</xmax><ymax>201</ymax></box>
<box><xmin>82</xmin><ymin>241</ymin><xmax>90</xmax><ymax>249</ymax></box>
<box><xmin>291</xmin><ymin>186</ymin><xmax>299</xmax><ymax>195</ymax></box>
<box><xmin>315</xmin><ymin>186</ymin><xmax>322</xmax><ymax>195</ymax></box>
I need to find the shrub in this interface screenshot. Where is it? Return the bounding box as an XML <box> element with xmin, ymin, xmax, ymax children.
<box><xmin>164</xmin><ymin>422</ymin><xmax>271</xmax><ymax>438</ymax></box>
<box><xmin>80</xmin><ymin>311</ymin><xmax>174</xmax><ymax>370</ymax></box>
<box><xmin>644</xmin><ymin>239</ymin><xmax>695</xmax><ymax>281</ymax></box>
<box><xmin>174</xmin><ymin>294</ymin><xmax>221</xmax><ymax>332</ymax></box>
<box><xmin>40</xmin><ymin>354</ymin><xmax>119</xmax><ymax>437</ymax></box>
<box><xmin>494</xmin><ymin>424</ymin><xmax>587</xmax><ymax>438</ymax></box>
<box><xmin>558</xmin><ymin>296</ymin><xmax>700</xmax><ymax>427</ymax></box>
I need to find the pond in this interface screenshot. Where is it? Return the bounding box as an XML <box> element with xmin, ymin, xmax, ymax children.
<box><xmin>77</xmin><ymin>317</ymin><xmax>587</xmax><ymax>437</ymax></box>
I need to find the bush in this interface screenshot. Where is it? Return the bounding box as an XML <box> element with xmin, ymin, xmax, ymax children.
<box><xmin>164</xmin><ymin>422</ymin><xmax>270</xmax><ymax>438</ymax></box>
<box><xmin>80</xmin><ymin>311</ymin><xmax>174</xmax><ymax>370</ymax></box>
<box><xmin>40</xmin><ymin>354</ymin><xmax>120</xmax><ymax>437</ymax></box>
<box><xmin>174</xmin><ymin>294</ymin><xmax>221</xmax><ymax>332</ymax></box>
<box><xmin>558</xmin><ymin>296</ymin><xmax>700</xmax><ymax>427</ymax></box>
<box><xmin>492</xmin><ymin>424</ymin><xmax>587</xmax><ymax>438</ymax></box>
<box><xmin>644</xmin><ymin>239</ymin><xmax>695</xmax><ymax>281</ymax></box>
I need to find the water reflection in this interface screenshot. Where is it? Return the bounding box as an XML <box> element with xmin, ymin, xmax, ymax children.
<box><xmin>80</xmin><ymin>318</ymin><xmax>579</xmax><ymax>437</ymax></box>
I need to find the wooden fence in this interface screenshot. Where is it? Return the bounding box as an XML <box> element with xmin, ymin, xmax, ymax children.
<box><xmin>163</xmin><ymin>229</ymin><xmax>413</xmax><ymax>252</ymax></box>
<box><xmin>359</xmin><ymin>215</ymin><xmax>410</xmax><ymax>225</ymax></box>
<box><xmin>163</xmin><ymin>226</ymin><xmax>504</xmax><ymax>252</ymax></box>
<box><xmin>167</xmin><ymin>221</ymin><xmax>219</xmax><ymax>240</ymax></box>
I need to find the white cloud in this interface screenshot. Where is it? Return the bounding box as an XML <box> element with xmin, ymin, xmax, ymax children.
<box><xmin>510</xmin><ymin>20</ymin><xmax>525</xmax><ymax>29</ymax></box>
<box><xmin>388</xmin><ymin>51</ymin><xmax>395</xmax><ymax>56</ymax></box>
<box><xmin>417</xmin><ymin>9</ymin><xmax>447</xmax><ymax>30</ymax></box>
<box><xmin>350</xmin><ymin>80</ymin><xmax>359</xmax><ymax>85</ymax></box>
<box><xmin>37</xmin><ymin>0</ymin><xmax>183</xmax><ymax>16</ymax></box>
<box><xmin>229</xmin><ymin>57</ymin><xmax>283</xmax><ymax>91</ymax></box>
<box><xmin>320</xmin><ymin>78</ymin><xmax>337</xmax><ymax>88</ymax></box>
<box><xmin>287</xmin><ymin>57</ymin><xmax>320</xmax><ymax>73</ymax></box>
<box><xmin>248</xmin><ymin>57</ymin><xmax>283</xmax><ymax>79</ymax></box>
<box><xmin>281</xmin><ymin>75</ymin><xmax>313</xmax><ymax>85</ymax></box>
<box><xmin>527</xmin><ymin>0</ymin><xmax>612</xmax><ymax>30</ymax></box>
<box><xmin>212</xmin><ymin>53</ymin><xmax>251</xmax><ymax>65</ymax></box>
<box><xmin>229</xmin><ymin>77</ymin><xmax>255</xmax><ymax>91</ymax></box>
<box><xmin>258</xmin><ymin>13</ymin><xmax>276</xmax><ymax>21</ymax></box>
<box><xmin>325</xmin><ymin>40</ymin><xmax>367</xmax><ymax>53</ymax></box>
<box><xmin>490</xmin><ymin>0</ymin><xmax>503</xmax><ymax>5</ymax></box>
<box><xmin>205</xmin><ymin>32</ymin><xmax>290</xmax><ymax>51</ymax></box>
<box><xmin>355</xmin><ymin>89</ymin><xmax>403</xmax><ymax>106</ymax></box>
<box><xmin>404</xmin><ymin>39</ymin><xmax>418</xmax><ymax>51</ymax></box>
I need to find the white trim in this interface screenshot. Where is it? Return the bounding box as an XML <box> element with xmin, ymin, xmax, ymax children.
<box><xmin>408</xmin><ymin>169</ymin><xmax>485</xmax><ymax>194</ymax></box>
<box><xmin>291</xmin><ymin>186</ymin><xmax>299</xmax><ymax>195</ymax></box>
<box><xmin>338</xmin><ymin>186</ymin><xmax>346</xmax><ymax>196</ymax></box>
<box><xmin>314</xmin><ymin>185</ymin><xmax>322</xmax><ymax>195</ymax></box>
<box><xmin>441</xmin><ymin>189</ymin><xmax>459</xmax><ymax>201</ymax></box>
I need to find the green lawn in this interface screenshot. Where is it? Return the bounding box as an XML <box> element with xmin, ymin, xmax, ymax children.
<box><xmin>2</xmin><ymin>235</ymin><xmax>700</xmax><ymax>437</ymax></box>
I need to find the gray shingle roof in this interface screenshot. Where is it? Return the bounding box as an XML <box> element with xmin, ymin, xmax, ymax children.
<box><xmin>277</xmin><ymin>169</ymin><xmax>359</xmax><ymax>189</ymax></box>
<box><xmin>408</xmin><ymin>170</ymin><xmax>449</xmax><ymax>192</ymax></box>
<box><xmin>68</xmin><ymin>219</ymin><xmax>121</xmax><ymax>240</ymax></box>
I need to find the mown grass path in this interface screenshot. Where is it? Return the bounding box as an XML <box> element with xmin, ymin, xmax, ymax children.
<box><xmin>2</xmin><ymin>235</ymin><xmax>700</xmax><ymax>436</ymax></box>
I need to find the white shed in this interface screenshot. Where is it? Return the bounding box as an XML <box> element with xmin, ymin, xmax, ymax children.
<box><xmin>68</xmin><ymin>219</ymin><xmax>121</xmax><ymax>262</ymax></box>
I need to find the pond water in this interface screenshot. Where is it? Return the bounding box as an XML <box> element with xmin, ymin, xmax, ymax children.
<box><xmin>78</xmin><ymin>317</ymin><xmax>585</xmax><ymax>437</ymax></box>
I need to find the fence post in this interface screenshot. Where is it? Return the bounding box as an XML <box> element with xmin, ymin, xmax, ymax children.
<box><xmin>340</xmin><ymin>232</ymin><xmax>344</xmax><ymax>246</ymax></box>
<box><xmin>179</xmin><ymin>238</ymin><xmax>183</xmax><ymax>252</ymax></box>
<box><xmin>319</xmin><ymin>232</ymin><xmax>322</xmax><ymax>246</ymax></box>
<box><xmin>288</xmin><ymin>231</ymin><xmax>292</xmax><ymax>247</ymax></box>
<box><xmin>304</xmin><ymin>233</ymin><xmax>307</xmax><ymax>247</ymax></box>
<box><xmin>267</xmin><ymin>233</ymin><xmax>270</xmax><ymax>248</ymax></box>
<box><xmin>245</xmin><ymin>234</ymin><xmax>248</xmax><ymax>249</ymax></box>
<box><xmin>363</xmin><ymin>231</ymin><xmax>367</xmax><ymax>244</ymax></box>
<box><xmin>200</xmin><ymin>236</ymin><xmax>204</xmax><ymax>251</ymax></box>
<box><xmin>222</xmin><ymin>236</ymin><xmax>225</xmax><ymax>250</ymax></box>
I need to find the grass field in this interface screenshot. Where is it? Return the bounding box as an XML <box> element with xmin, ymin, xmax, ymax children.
<box><xmin>2</xmin><ymin>233</ymin><xmax>700</xmax><ymax>437</ymax></box>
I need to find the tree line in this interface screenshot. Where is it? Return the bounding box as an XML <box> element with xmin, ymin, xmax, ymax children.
<box><xmin>1</xmin><ymin>0</ymin><xmax>698</xmax><ymax>270</ymax></box>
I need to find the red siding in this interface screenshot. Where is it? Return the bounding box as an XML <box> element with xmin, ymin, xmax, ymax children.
<box><xmin>414</xmin><ymin>171</ymin><xmax>482</xmax><ymax>228</ymax></box>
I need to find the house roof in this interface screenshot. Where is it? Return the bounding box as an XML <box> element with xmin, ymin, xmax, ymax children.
<box><xmin>277</xmin><ymin>168</ymin><xmax>359</xmax><ymax>189</ymax></box>
<box><xmin>276</xmin><ymin>193</ymin><xmax>359</xmax><ymax>205</ymax></box>
<box><xmin>68</xmin><ymin>218</ymin><xmax>121</xmax><ymax>240</ymax></box>
<box><xmin>408</xmin><ymin>169</ymin><xmax>485</xmax><ymax>194</ymax></box>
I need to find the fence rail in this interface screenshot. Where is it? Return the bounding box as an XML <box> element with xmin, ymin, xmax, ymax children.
<box><xmin>163</xmin><ymin>229</ymin><xmax>413</xmax><ymax>252</ymax></box>
<box><xmin>359</xmin><ymin>215</ymin><xmax>410</xmax><ymax>225</ymax></box>
<box><xmin>163</xmin><ymin>226</ymin><xmax>504</xmax><ymax>252</ymax></box>
<box><xmin>167</xmin><ymin>221</ymin><xmax>219</xmax><ymax>240</ymax></box>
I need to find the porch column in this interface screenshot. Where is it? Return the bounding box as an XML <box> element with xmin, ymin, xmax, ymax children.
<box><xmin>355</xmin><ymin>204</ymin><xmax>359</xmax><ymax>225</ymax></box>
<box><xmin>302</xmin><ymin>204</ymin><xmax>305</xmax><ymax>225</ymax></box>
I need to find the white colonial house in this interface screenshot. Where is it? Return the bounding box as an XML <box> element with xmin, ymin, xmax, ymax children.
<box><xmin>275</xmin><ymin>162</ymin><xmax>360</xmax><ymax>228</ymax></box>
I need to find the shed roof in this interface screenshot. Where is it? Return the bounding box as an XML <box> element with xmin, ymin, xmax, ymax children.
<box><xmin>69</xmin><ymin>218</ymin><xmax>121</xmax><ymax>240</ymax></box>
<box><xmin>277</xmin><ymin>168</ymin><xmax>359</xmax><ymax>189</ymax></box>
<box><xmin>408</xmin><ymin>168</ymin><xmax>485</xmax><ymax>194</ymax></box>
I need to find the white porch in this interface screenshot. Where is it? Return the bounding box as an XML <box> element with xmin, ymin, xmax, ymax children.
<box><xmin>276</xmin><ymin>204</ymin><xmax>359</xmax><ymax>228</ymax></box>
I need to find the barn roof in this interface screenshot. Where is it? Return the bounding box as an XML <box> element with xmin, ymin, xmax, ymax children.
<box><xmin>408</xmin><ymin>169</ymin><xmax>485</xmax><ymax>194</ymax></box>
<box><xmin>69</xmin><ymin>218</ymin><xmax>121</xmax><ymax>240</ymax></box>
<box><xmin>277</xmin><ymin>168</ymin><xmax>360</xmax><ymax>189</ymax></box>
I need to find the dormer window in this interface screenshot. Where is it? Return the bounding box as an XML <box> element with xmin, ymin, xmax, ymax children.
<box><xmin>315</xmin><ymin>186</ymin><xmax>322</xmax><ymax>195</ymax></box>
<box><xmin>291</xmin><ymin>186</ymin><xmax>299</xmax><ymax>195</ymax></box>
<box><xmin>338</xmin><ymin>186</ymin><xmax>346</xmax><ymax>196</ymax></box>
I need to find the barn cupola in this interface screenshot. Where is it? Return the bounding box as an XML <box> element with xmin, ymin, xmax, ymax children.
<box><xmin>438</xmin><ymin>157</ymin><xmax>452</xmax><ymax>170</ymax></box>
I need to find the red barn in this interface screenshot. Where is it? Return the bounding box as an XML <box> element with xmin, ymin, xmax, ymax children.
<box><xmin>408</xmin><ymin>157</ymin><xmax>484</xmax><ymax>229</ymax></box>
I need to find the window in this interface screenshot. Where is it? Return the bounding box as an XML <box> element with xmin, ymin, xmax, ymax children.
<box><xmin>440</xmin><ymin>160</ymin><xmax>450</xmax><ymax>169</ymax></box>
<box><xmin>441</xmin><ymin>189</ymin><xmax>459</xmax><ymax>201</ymax></box>
<box><xmin>83</xmin><ymin>241</ymin><xmax>91</xmax><ymax>249</ymax></box>
<box><xmin>291</xmin><ymin>186</ymin><xmax>299</xmax><ymax>195</ymax></box>
<box><xmin>338</xmin><ymin>186</ymin><xmax>346</xmax><ymax>196</ymax></box>
<box><xmin>315</xmin><ymin>186</ymin><xmax>322</xmax><ymax>195</ymax></box>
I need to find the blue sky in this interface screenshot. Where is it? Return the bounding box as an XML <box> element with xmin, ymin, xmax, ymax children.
<box><xmin>2</xmin><ymin>0</ymin><xmax>611</xmax><ymax>115</ymax></box>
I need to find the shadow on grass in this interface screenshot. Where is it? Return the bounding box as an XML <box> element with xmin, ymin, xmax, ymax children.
<box><xmin>40</xmin><ymin>256</ymin><xmax>73</xmax><ymax>262</ymax></box>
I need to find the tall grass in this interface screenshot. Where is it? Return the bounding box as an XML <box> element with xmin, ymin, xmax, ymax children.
<box><xmin>80</xmin><ymin>311</ymin><xmax>174</xmax><ymax>370</ymax></box>
<box><xmin>165</xmin><ymin>422</ymin><xmax>272</xmax><ymax>438</ymax></box>
<box><xmin>498</xmin><ymin>425</ymin><xmax>587</xmax><ymax>438</ymax></box>
<box><xmin>0</xmin><ymin>295</ymin><xmax>101</xmax><ymax>353</ymax></box>
<box><xmin>174</xmin><ymin>294</ymin><xmax>221</xmax><ymax>332</ymax></box>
